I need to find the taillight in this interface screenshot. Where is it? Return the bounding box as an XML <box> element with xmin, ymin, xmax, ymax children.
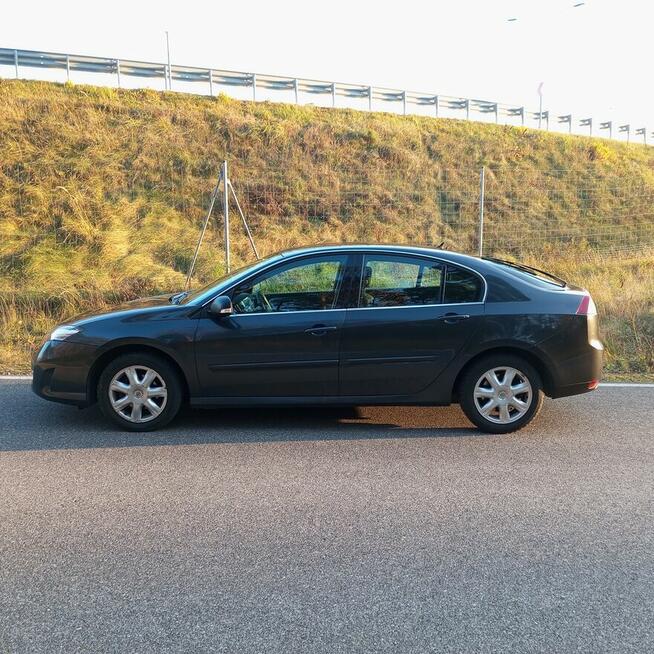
<box><xmin>576</xmin><ymin>294</ymin><xmax>597</xmax><ymax>316</ymax></box>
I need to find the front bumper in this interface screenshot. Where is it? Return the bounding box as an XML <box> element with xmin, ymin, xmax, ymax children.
<box><xmin>32</xmin><ymin>340</ymin><xmax>96</xmax><ymax>406</ymax></box>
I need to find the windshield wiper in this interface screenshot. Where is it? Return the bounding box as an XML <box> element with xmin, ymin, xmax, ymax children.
<box><xmin>169</xmin><ymin>291</ymin><xmax>189</xmax><ymax>304</ymax></box>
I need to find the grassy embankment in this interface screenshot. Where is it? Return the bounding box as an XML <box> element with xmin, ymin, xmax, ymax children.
<box><xmin>0</xmin><ymin>79</ymin><xmax>653</xmax><ymax>377</ymax></box>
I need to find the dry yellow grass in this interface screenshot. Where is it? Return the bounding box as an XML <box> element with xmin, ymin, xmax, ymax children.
<box><xmin>0</xmin><ymin>79</ymin><xmax>652</xmax><ymax>378</ymax></box>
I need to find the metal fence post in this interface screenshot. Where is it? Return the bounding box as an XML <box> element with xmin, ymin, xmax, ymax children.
<box><xmin>294</xmin><ymin>78</ymin><xmax>298</xmax><ymax>104</ymax></box>
<box><xmin>66</xmin><ymin>54</ymin><xmax>70</xmax><ymax>82</ymax></box>
<box><xmin>208</xmin><ymin>70</ymin><xmax>213</xmax><ymax>96</ymax></box>
<box><xmin>116</xmin><ymin>59</ymin><xmax>121</xmax><ymax>88</ymax></box>
<box><xmin>368</xmin><ymin>86</ymin><xmax>373</xmax><ymax>111</ymax></box>
<box><xmin>222</xmin><ymin>161</ymin><xmax>231</xmax><ymax>273</ymax></box>
<box><xmin>478</xmin><ymin>166</ymin><xmax>485</xmax><ymax>257</ymax></box>
<box><xmin>434</xmin><ymin>95</ymin><xmax>439</xmax><ymax>117</ymax></box>
<box><xmin>252</xmin><ymin>73</ymin><xmax>256</xmax><ymax>101</ymax></box>
<box><xmin>331</xmin><ymin>82</ymin><xmax>336</xmax><ymax>108</ymax></box>
<box><xmin>402</xmin><ymin>91</ymin><xmax>406</xmax><ymax>116</ymax></box>
<box><xmin>14</xmin><ymin>49</ymin><xmax>19</xmax><ymax>77</ymax></box>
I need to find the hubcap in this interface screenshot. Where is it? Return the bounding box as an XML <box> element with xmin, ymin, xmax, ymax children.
<box><xmin>108</xmin><ymin>366</ymin><xmax>167</xmax><ymax>423</ymax></box>
<box><xmin>473</xmin><ymin>366</ymin><xmax>533</xmax><ymax>424</ymax></box>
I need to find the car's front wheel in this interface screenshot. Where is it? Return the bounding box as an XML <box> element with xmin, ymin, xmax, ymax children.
<box><xmin>459</xmin><ymin>354</ymin><xmax>544</xmax><ymax>433</ymax></box>
<box><xmin>97</xmin><ymin>353</ymin><xmax>182</xmax><ymax>431</ymax></box>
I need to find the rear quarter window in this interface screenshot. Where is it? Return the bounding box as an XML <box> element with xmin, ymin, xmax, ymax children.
<box><xmin>443</xmin><ymin>266</ymin><xmax>484</xmax><ymax>303</ymax></box>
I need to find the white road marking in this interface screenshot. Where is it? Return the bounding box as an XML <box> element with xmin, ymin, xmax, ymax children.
<box><xmin>599</xmin><ymin>382</ymin><xmax>654</xmax><ymax>388</ymax></box>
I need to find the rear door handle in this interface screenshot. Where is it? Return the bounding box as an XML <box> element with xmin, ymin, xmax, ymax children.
<box><xmin>304</xmin><ymin>325</ymin><xmax>338</xmax><ymax>336</ymax></box>
<box><xmin>439</xmin><ymin>313</ymin><xmax>471</xmax><ymax>324</ymax></box>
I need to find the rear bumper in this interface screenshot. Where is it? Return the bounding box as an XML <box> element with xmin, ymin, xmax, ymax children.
<box><xmin>549</xmin><ymin>338</ymin><xmax>603</xmax><ymax>398</ymax></box>
<box><xmin>32</xmin><ymin>340</ymin><xmax>94</xmax><ymax>406</ymax></box>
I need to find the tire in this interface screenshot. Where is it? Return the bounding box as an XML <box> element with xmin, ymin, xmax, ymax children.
<box><xmin>97</xmin><ymin>352</ymin><xmax>183</xmax><ymax>431</ymax></box>
<box><xmin>458</xmin><ymin>354</ymin><xmax>544</xmax><ymax>434</ymax></box>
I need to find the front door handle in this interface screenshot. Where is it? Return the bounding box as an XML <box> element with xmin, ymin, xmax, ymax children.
<box><xmin>304</xmin><ymin>325</ymin><xmax>338</xmax><ymax>336</ymax></box>
<box><xmin>439</xmin><ymin>313</ymin><xmax>471</xmax><ymax>324</ymax></box>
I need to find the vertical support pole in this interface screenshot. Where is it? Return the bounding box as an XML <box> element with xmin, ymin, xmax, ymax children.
<box><xmin>222</xmin><ymin>161</ymin><xmax>230</xmax><ymax>273</ymax></box>
<box><xmin>538</xmin><ymin>94</ymin><xmax>543</xmax><ymax>129</ymax></box>
<box><xmin>521</xmin><ymin>107</ymin><xmax>525</xmax><ymax>126</ymax></box>
<box><xmin>434</xmin><ymin>95</ymin><xmax>439</xmax><ymax>117</ymax></box>
<box><xmin>294</xmin><ymin>78</ymin><xmax>298</xmax><ymax>104</ymax></box>
<box><xmin>569</xmin><ymin>116</ymin><xmax>572</xmax><ymax>134</ymax></box>
<box><xmin>465</xmin><ymin>100</ymin><xmax>470</xmax><ymax>121</ymax></box>
<box><xmin>495</xmin><ymin>104</ymin><xmax>499</xmax><ymax>124</ymax></box>
<box><xmin>14</xmin><ymin>49</ymin><xmax>19</xmax><ymax>78</ymax></box>
<box><xmin>208</xmin><ymin>70</ymin><xmax>213</xmax><ymax>96</ymax></box>
<box><xmin>331</xmin><ymin>82</ymin><xmax>336</xmax><ymax>108</ymax></box>
<box><xmin>402</xmin><ymin>91</ymin><xmax>406</xmax><ymax>116</ymax></box>
<box><xmin>66</xmin><ymin>54</ymin><xmax>70</xmax><ymax>82</ymax></box>
<box><xmin>116</xmin><ymin>59</ymin><xmax>121</xmax><ymax>88</ymax></box>
<box><xmin>589</xmin><ymin>118</ymin><xmax>592</xmax><ymax>136</ymax></box>
<box><xmin>368</xmin><ymin>86</ymin><xmax>373</xmax><ymax>111</ymax></box>
<box><xmin>252</xmin><ymin>73</ymin><xmax>256</xmax><ymax>101</ymax></box>
<box><xmin>165</xmin><ymin>31</ymin><xmax>172</xmax><ymax>91</ymax></box>
<box><xmin>478</xmin><ymin>166</ymin><xmax>485</xmax><ymax>257</ymax></box>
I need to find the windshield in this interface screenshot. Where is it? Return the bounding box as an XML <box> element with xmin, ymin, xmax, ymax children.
<box><xmin>179</xmin><ymin>254</ymin><xmax>284</xmax><ymax>305</ymax></box>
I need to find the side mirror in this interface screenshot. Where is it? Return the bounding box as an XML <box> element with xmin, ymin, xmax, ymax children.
<box><xmin>209</xmin><ymin>295</ymin><xmax>233</xmax><ymax>316</ymax></box>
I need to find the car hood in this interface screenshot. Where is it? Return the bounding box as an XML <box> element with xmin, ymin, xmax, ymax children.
<box><xmin>66</xmin><ymin>294</ymin><xmax>176</xmax><ymax>325</ymax></box>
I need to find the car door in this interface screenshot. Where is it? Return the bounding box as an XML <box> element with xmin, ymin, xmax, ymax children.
<box><xmin>194</xmin><ymin>253</ymin><xmax>356</xmax><ymax>398</ymax></box>
<box><xmin>339</xmin><ymin>252</ymin><xmax>485</xmax><ymax>397</ymax></box>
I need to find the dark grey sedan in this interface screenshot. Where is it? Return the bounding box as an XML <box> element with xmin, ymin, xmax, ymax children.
<box><xmin>33</xmin><ymin>245</ymin><xmax>603</xmax><ymax>433</ymax></box>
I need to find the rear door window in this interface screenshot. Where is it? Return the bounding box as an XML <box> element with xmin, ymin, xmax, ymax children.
<box><xmin>359</xmin><ymin>255</ymin><xmax>444</xmax><ymax>307</ymax></box>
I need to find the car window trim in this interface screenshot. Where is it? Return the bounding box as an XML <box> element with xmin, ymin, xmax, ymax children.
<box><xmin>207</xmin><ymin>252</ymin><xmax>355</xmax><ymax>316</ymax></box>
<box><xmin>200</xmin><ymin>248</ymin><xmax>488</xmax><ymax>310</ymax></box>
<box><xmin>355</xmin><ymin>253</ymin><xmax>485</xmax><ymax>309</ymax></box>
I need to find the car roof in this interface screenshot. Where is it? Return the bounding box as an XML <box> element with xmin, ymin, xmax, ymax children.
<box><xmin>278</xmin><ymin>244</ymin><xmax>482</xmax><ymax>267</ymax></box>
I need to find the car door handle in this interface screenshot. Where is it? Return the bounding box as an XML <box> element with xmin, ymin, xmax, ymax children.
<box><xmin>304</xmin><ymin>325</ymin><xmax>338</xmax><ymax>336</ymax></box>
<box><xmin>439</xmin><ymin>313</ymin><xmax>471</xmax><ymax>324</ymax></box>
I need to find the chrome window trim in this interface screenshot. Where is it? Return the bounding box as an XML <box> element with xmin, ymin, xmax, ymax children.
<box><xmin>200</xmin><ymin>248</ymin><xmax>488</xmax><ymax>311</ymax></box>
<box><xmin>199</xmin><ymin>252</ymin><xmax>351</xmax><ymax>310</ymax></box>
<box><xmin>348</xmin><ymin>301</ymin><xmax>485</xmax><ymax>312</ymax></box>
<box><xmin>356</xmin><ymin>251</ymin><xmax>487</xmax><ymax>308</ymax></box>
<box><xmin>225</xmin><ymin>301</ymin><xmax>484</xmax><ymax>318</ymax></box>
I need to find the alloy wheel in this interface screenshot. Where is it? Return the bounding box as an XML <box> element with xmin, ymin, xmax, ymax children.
<box><xmin>108</xmin><ymin>365</ymin><xmax>168</xmax><ymax>423</ymax></box>
<box><xmin>473</xmin><ymin>366</ymin><xmax>533</xmax><ymax>424</ymax></box>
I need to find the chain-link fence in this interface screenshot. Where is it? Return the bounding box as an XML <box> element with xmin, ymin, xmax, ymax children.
<box><xmin>3</xmin><ymin>152</ymin><xmax>654</xmax><ymax>288</ymax></box>
<box><xmin>228</xmin><ymin>160</ymin><xmax>654</xmax><ymax>268</ymax></box>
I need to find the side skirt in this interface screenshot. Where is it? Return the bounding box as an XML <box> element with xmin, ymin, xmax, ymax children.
<box><xmin>190</xmin><ymin>395</ymin><xmax>452</xmax><ymax>408</ymax></box>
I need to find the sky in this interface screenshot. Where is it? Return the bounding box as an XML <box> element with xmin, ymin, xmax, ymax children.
<box><xmin>1</xmin><ymin>0</ymin><xmax>652</xmax><ymax>136</ymax></box>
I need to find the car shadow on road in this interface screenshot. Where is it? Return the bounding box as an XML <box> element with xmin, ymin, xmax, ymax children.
<box><xmin>0</xmin><ymin>382</ymin><xmax>487</xmax><ymax>451</ymax></box>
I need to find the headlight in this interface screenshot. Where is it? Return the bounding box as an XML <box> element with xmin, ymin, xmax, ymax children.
<box><xmin>50</xmin><ymin>325</ymin><xmax>81</xmax><ymax>341</ymax></box>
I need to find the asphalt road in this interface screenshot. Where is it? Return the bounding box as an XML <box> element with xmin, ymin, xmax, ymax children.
<box><xmin>1</xmin><ymin>380</ymin><xmax>653</xmax><ymax>653</ymax></box>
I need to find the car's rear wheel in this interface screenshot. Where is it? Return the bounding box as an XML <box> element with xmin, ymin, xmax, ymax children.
<box><xmin>97</xmin><ymin>353</ymin><xmax>182</xmax><ymax>431</ymax></box>
<box><xmin>459</xmin><ymin>354</ymin><xmax>544</xmax><ymax>433</ymax></box>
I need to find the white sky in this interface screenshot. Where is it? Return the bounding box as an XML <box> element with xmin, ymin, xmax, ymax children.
<box><xmin>1</xmin><ymin>0</ymin><xmax>652</xmax><ymax>134</ymax></box>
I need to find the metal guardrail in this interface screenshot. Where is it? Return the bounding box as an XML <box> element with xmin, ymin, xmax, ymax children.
<box><xmin>0</xmin><ymin>47</ymin><xmax>650</xmax><ymax>144</ymax></box>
